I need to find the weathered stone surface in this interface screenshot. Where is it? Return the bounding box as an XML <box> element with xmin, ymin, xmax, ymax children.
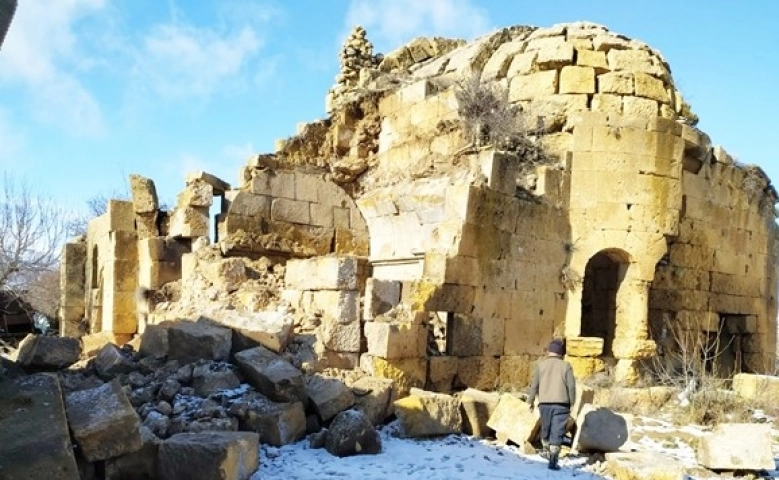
<box><xmin>394</xmin><ymin>388</ymin><xmax>462</xmax><ymax>438</ymax></box>
<box><xmin>325</xmin><ymin>410</ymin><xmax>382</xmax><ymax>457</ymax></box>
<box><xmin>104</xmin><ymin>426</ymin><xmax>160</xmax><ymax>480</ymax></box>
<box><xmin>211</xmin><ymin>311</ymin><xmax>294</xmax><ymax>353</ymax></box>
<box><xmin>284</xmin><ymin>256</ymin><xmax>361</xmax><ymax>291</ymax></box>
<box><xmin>234</xmin><ymin>345</ymin><xmax>306</xmax><ymax>403</ymax></box>
<box><xmin>201</xmin><ymin>258</ymin><xmax>247</xmax><ymax>292</ymax></box>
<box><xmin>572</xmin><ymin>404</ymin><xmax>630</xmax><ymax>453</ymax></box>
<box><xmin>363</xmin><ymin>278</ymin><xmax>401</xmax><ymax>319</ymax></box>
<box><xmin>167</xmin><ymin>321</ymin><xmax>231</xmax><ymax>364</ymax></box>
<box><xmin>168</xmin><ymin>206</ymin><xmax>209</xmax><ymax>238</ymax></box>
<box><xmin>566</xmin><ymin>336</ymin><xmax>604</xmax><ymax>357</ymax></box>
<box><xmin>65</xmin><ymin>380</ymin><xmax>143</xmax><ymax>462</ymax></box>
<box><xmin>364</xmin><ymin>322</ymin><xmax>426</xmax><ymax>359</ymax></box>
<box><xmin>359</xmin><ymin>354</ymin><xmax>426</xmax><ymax>397</ymax></box>
<box><xmin>307</xmin><ymin>374</ymin><xmax>356</xmax><ymax>422</ymax></box>
<box><xmin>486</xmin><ymin>393</ymin><xmax>539</xmax><ymax>445</ymax></box>
<box><xmin>81</xmin><ymin>331</ymin><xmax>130</xmax><ymax>357</ymax></box>
<box><xmin>191</xmin><ymin>362</ymin><xmax>241</xmax><ymax>397</ymax></box>
<box><xmin>158</xmin><ymin>432</ymin><xmax>259</xmax><ymax>480</ymax></box>
<box><xmin>606</xmin><ymin>452</ymin><xmax>686</xmax><ymax>480</ymax></box>
<box><xmin>559</xmin><ymin>65</ymin><xmax>596</xmax><ymax>94</ymax></box>
<box><xmin>15</xmin><ymin>334</ymin><xmax>81</xmax><ymax>370</ymax></box>
<box><xmin>732</xmin><ymin>373</ymin><xmax>779</xmax><ymax>403</ymax></box>
<box><xmin>696</xmin><ymin>423</ymin><xmax>775</xmax><ymax>471</ymax></box>
<box><xmin>351</xmin><ymin>376</ymin><xmax>396</xmax><ymax>426</ymax></box>
<box><xmin>460</xmin><ymin>388</ymin><xmax>500</xmax><ymax>438</ymax></box>
<box><xmin>138</xmin><ymin>324</ymin><xmax>170</xmax><ymax>358</ymax></box>
<box><xmin>178</xmin><ymin>179</ymin><xmax>213</xmax><ymax>208</ymax></box>
<box><xmin>0</xmin><ymin>374</ymin><xmax>79</xmax><ymax>479</ymax></box>
<box><xmin>241</xmin><ymin>397</ymin><xmax>306</xmax><ymax>446</ymax></box>
<box><xmin>94</xmin><ymin>343</ymin><xmax>136</xmax><ymax>380</ymax></box>
<box><xmin>129</xmin><ymin>174</ymin><xmax>159</xmax><ymax>214</ymax></box>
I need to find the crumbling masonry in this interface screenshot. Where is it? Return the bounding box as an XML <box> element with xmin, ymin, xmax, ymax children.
<box><xmin>60</xmin><ymin>22</ymin><xmax>778</xmax><ymax>386</ymax></box>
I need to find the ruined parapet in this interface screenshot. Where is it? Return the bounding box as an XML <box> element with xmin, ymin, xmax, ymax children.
<box><xmin>326</xmin><ymin>26</ymin><xmax>381</xmax><ymax>113</ymax></box>
<box><xmin>129</xmin><ymin>174</ymin><xmax>160</xmax><ymax>239</ymax></box>
<box><xmin>59</xmin><ymin>238</ymin><xmax>87</xmax><ymax>337</ymax></box>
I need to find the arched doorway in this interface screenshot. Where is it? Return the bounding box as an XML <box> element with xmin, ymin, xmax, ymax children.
<box><xmin>580</xmin><ymin>249</ymin><xmax>630</xmax><ymax>356</ymax></box>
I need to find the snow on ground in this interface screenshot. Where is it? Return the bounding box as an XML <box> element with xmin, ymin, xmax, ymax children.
<box><xmin>255</xmin><ymin>421</ymin><xmax>600</xmax><ymax>480</ymax></box>
<box><xmin>254</xmin><ymin>418</ymin><xmax>779</xmax><ymax>480</ymax></box>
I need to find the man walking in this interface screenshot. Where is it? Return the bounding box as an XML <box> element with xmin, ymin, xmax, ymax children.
<box><xmin>527</xmin><ymin>339</ymin><xmax>576</xmax><ymax>470</ymax></box>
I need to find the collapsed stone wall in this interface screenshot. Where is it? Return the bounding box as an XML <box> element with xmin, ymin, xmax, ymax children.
<box><xmin>59</xmin><ymin>21</ymin><xmax>778</xmax><ymax>388</ymax></box>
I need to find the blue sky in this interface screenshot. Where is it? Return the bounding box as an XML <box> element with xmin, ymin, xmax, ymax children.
<box><xmin>1</xmin><ymin>0</ymin><xmax>777</xmax><ymax>215</ymax></box>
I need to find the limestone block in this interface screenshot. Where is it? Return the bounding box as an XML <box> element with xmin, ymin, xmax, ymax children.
<box><xmin>427</xmin><ymin>356</ymin><xmax>458</xmax><ymax>392</ymax></box>
<box><xmin>365</xmin><ymin>322</ymin><xmax>426</xmax><ymax>359</ymax></box>
<box><xmin>167</xmin><ymin>321</ymin><xmax>232</xmax><ymax>364</ymax></box>
<box><xmin>572</xmin><ymin>384</ymin><xmax>595</xmax><ymax>419</ymax></box>
<box><xmin>576</xmin><ymin>49</ymin><xmax>608</xmax><ymax>72</ymax></box>
<box><xmin>158</xmin><ymin>432</ymin><xmax>259</xmax><ymax>480</ymax></box>
<box><xmin>478</xmin><ymin>149</ymin><xmax>519</xmax><ymax>196</ymax></box>
<box><xmin>319</xmin><ymin>318</ymin><xmax>361</xmax><ymax>353</ymax></box>
<box><xmin>364</xmin><ymin>278</ymin><xmax>401</xmax><ymax>319</ymax></box>
<box><xmin>104</xmin><ymin>426</ymin><xmax>160</xmax><ymax>480</ymax></box>
<box><xmin>448</xmin><ymin>315</ymin><xmax>505</xmax><ymax>357</ymax></box>
<box><xmin>15</xmin><ymin>334</ymin><xmax>81</xmax><ymax>369</ymax></box>
<box><xmin>592</xmin><ymin>33</ymin><xmax>631</xmax><ymax>51</ymax></box>
<box><xmin>572</xmin><ymin>404</ymin><xmax>631</xmax><ymax>453</ymax></box>
<box><xmin>250</xmin><ymin>169</ymin><xmax>295</xmax><ymax>198</ymax></box>
<box><xmin>169</xmin><ymin>206</ymin><xmax>209</xmax><ymax>238</ymax></box>
<box><xmin>598</xmin><ymin>71</ymin><xmax>634</xmax><ymax>94</ymax></box>
<box><xmin>179</xmin><ymin>179</ymin><xmax>213</xmax><ymax>208</ymax></box>
<box><xmin>506</xmin><ymin>51</ymin><xmax>537</xmax><ymax>77</ymax></box>
<box><xmin>559</xmin><ymin>66</ymin><xmax>596</xmax><ymax>94</ymax></box>
<box><xmin>226</xmin><ymin>191</ymin><xmax>271</xmax><ymax>217</ymax></box>
<box><xmin>486</xmin><ymin>394</ymin><xmax>539</xmax><ymax>446</ymax></box>
<box><xmin>533</xmin><ymin>41</ymin><xmax>575</xmax><ymax>70</ymax></box>
<box><xmin>409</xmin><ymin>282</ymin><xmax>475</xmax><ymax>314</ymax></box>
<box><xmin>319</xmin><ymin>351</ymin><xmax>360</xmax><ymax>370</ymax></box>
<box><xmin>310</xmin><ymin>203</ymin><xmax>334</xmax><ymax>228</ymax></box>
<box><xmin>399</xmin><ymin>79</ymin><xmax>434</xmax><ymax>104</ymax></box>
<box><xmin>271</xmin><ymin>197</ymin><xmax>310</xmax><ymax>225</ymax></box>
<box><xmin>94</xmin><ymin>343</ymin><xmax>135</xmax><ymax>380</ymax></box>
<box><xmin>607</xmin><ymin>49</ymin><xmax>661</xmax><ymax>76</ymax></box>
<box><xmin>732</xmin><ymin>373</ymin><xmax>779</xmax><ymax>403</ymax></box>
<box><xmin>129</xmin><ymin>174</ymin><xmax>159</xmax><ymax>214</ymax></box>
<box><xmin>498</xmin><ymin>355</ymin><xmax>536</xmax><ymax>388</ymax></box>
<box><xmin>0</xmin><ymin>374</ymin><xmax>79</xmax><ymax>478</ymax></box>
<box><xmin>324</xmin><ymin>410</ymin><xmax>382</xmax><ymax>458</ymax></box>
<box><xmin>456</xmin><ymin>356</ymin><xmax>500</xmax><ymax>391</ymax></box>
<box><xmin>80</xmin><ymin>331</ymin><xmax>128</xmax><ymax>357</ymax></box>
<box><xmin>243</xmin><ymin>398</ymin><xmax>306</xmax><ymax>447</ymax></box>
<box><xmin>481</xmin><ymin>40</ymin><xmax>525</xmax><ymax>81</ymax></box>
<box><xmin>606</xmin><ymin>452</ymin><xmax>686</xmax><ymax>480</ymax></box>
<box><xmin>359</xmin><ymin>354</ymin><xmax>426</xmax><ymax>397</ymax></box>
<box><xmin>334</xmin><ymin>228</ymin><xmax>369</xmax><ymax>256</ymax></box>
<box><xmin>394</xmin><ymin>388</ymin><xmax>462</xmax><ymax>438</ymax></box>
<box><xmin>191</xmin><ymin>362</ymin><xmax>241</xmax><ymax>397</ymax></box>
<box><xmin>186</xmin><ymin>171</ymin><xmax>230</xmax><ymax>193</ymax></box>
<box><xmin>460</xmin><ymin>388</ymin><xmax>500</xmax><ymax>438</ymax></box>
<box><xmin>333</xmin><ymin>207</ymin><xmax>350</xmax><ymax>228</ymax></box>
<box><xmin>234</xmin><ymin>345</ymin><xmax>306</xmax><ymax>403</ymax></box>
<box><xmin>301</xmin><ymin>290</ymin><xmax>360</xmax><ymax>324</ymax></box>
<box><xmin>566</xmin><ymin>336</ymin><xmax>604</xmax><ymax>357</ymax></box>
<box><xmin>524</xmin><ymin>35</ymin><xmax>566</xmax><ymax>52</ymax></box>
<box><xmin>352</xmin><ymin>376</ymin><xmax>396</xmax><ymax>426</ymax></box>
<box><xmin>294</xmin><ymin>172</ymin><xmax>321</xmax><ymax>203</ymax></box>
<box><xmin>137</xmin><ymin>323</ymin><xmax>170</xmax><ymax>358</ymax></box>
<box><xmin>285</xmin><ymin>256</ymin><xmax>360</xmax><ymax>291</ymax></box>
<box><xmin>634</xmin><ymin>72</ymin><xmax>669</xmax><ymax>103</ymax></box>
<box><xmin>591</xmin><ymin>93</ymin><xmax>623</xmax><ymax>115</ymax></box>
<box><xmin>108</xmin><ymin>200</ymin><xmax>136</xmax><ymax>232</ymax></box>
<box><xmin>696</xmin><ymin>423</ymin><xmax>774</xmax><ymax>471</ymax></box>
<box><xmin>65</xmin><ymin>381</ymin><xmax>142</xmax><ymax>462</ymax></box>
<box><xmin>623</xmin><ymin>96</ymin><xmax>658</xmax><ymax>118</ymax></box>
<box><xmin>568</xmin><ymin>356</ymin><xmax>607</xmax><ymax>379</ymax></box>
<box><xmin>508</xmin><ymin>70</ymin><xmax>558</xmax><ymax>102</ymax></box>
<box><xmin>306</xmin><ymin>374</ymin><xmax>355</xmax><ymax>422</ymax></box>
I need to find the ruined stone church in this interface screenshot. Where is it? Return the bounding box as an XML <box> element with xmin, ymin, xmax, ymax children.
<box><xmin>60</xmin><ymin>22</ymin><xmax>778</xmax><ymax>387</ymax></box>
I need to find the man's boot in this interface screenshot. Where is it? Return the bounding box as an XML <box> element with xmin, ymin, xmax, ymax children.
<box><xmin>548</xmin><ymin>445</ymin><xmax>561</xmax><ymax>470</ymax></box>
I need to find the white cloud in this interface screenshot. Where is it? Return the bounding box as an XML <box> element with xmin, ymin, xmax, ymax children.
<box><xmin>344</xmin><ymin>0</ymin><xmax>492</xmax><ymax>52</ymax></box>
<box><xmin>0</xmin><ymin>0</ymin><xmax>107</xmax><ymax>137</ymax></box>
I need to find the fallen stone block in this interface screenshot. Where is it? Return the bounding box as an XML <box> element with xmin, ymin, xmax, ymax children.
<box><xmin>732</xmin><ymin>373</ymin><xmax>779</xmax><ymax>403</ymax></box>
<box><xmin>572</xmin><ymin>382</ymin><xmax>595</xmax><ymax>419</ymax></box>
<box><xmin>81</xmin><ymin>331</ymin><xmax>131</xmax><ymax>357</ymax></box>
<box><xmin>191</xmin><ymin>362</ymin><xmax>241</xmax><ymax>397</ymax></box>
<box><xmin>137</xmin><ymin>324</ymin><xmax>170</xmax><ymax>358</ymax></box>
<box><xmin>460</xmin><ymin>388</ymin><xmax>500</xmax><ymax>438</ymax></box>
<box><xmin>486</xmin><ymin>393</ymin><xmax>539</xmax><ymax>446</ymax></box>
<box><xmin>394</xmin><ymin>388</ymin><xmax>462</xmax><ymax>438</ymax></box>
<box><xmin>364</xmin><ymin>322</ymin><xmax>427</xmax><ymax>359</ymax></box>
<box><xmin>285</xmin><ymin>256</ymin><xmax>361</xmax><ymax>291</ymax></box>
<box><xmin>201</xmin><ymin>258</ymin><xmax>247</xmax><ymax>293</ymax></box>
<box><xmin>325</xmin><ymin>409</ymin><xmax>382</xmax><ymax>457</ymax></box>
<box><xmin>307</xmin><ymin>374</ymin><xmax>356</xmax><ymax>422</ymax></box>
<box><xmin>211</xmin><ymin>311</ymin><xmax>293</xmax><ymax>353</ymax></box>
<box><xmin>234</xmin><ymin>345</ymin><xmax>306</xmax><ymax>403</ymax></box>
<box><xmin>104</xmin><ymin>426</ymin><xmax>161</xmax><ymax>480</ymax></box>
<box><xmin>65</xmin><ymin>380</ymin><xmax>143</xmax><ymax>462</ymax></box>
<box><xmin>129</xmin><ymin>174</ymin><xmax>159</xmax><ymax>214</ymax></box>
<box><xmin>351</xmin><ymin>376</ymin><xmax>396</xmax><ymax>426</ymax></box>
<box><xmin>15</xmin><ymin>334</ymin><xmax>81</xmax><ymax>370</ymax></box>
<box><xmin>241</xmin><ymin>397</ymin><xmax>306</xmax><ymax>447</ymax></box>
<box><xmin>158</xmin><ymin>432</ymin><xmax>259</xmax><ymax>480</ymax></box>
<box><xmin>606</xmin><ymin>452</ymin><xmax>686</xmax><ymax>480</ymax></box>
<box><xmin>0</xmin><ymin>373</ymin><xmax>79</xmax><ymax>479</ymax></box>
<box><xmin>167</xmin><ymin>321</ymin><xmax>231</xmax><ymax>364</ymax></box>
<box><xmin>696</xmin><ymin>423</ymin><xmax>775</xmax><ymax>471</ymax></box>
<box><xmin>572</xmin><ymin>404</ymin><xmax>630</xmax><ymax>453</ymax></box>
<box><xmin>94</xmin><ymin>343</ymin><xmax>136</xmax><ymax>380</ymax></box>
<box><xmin>359</xmin><ymin>354</ymin><xmax>426</xmax><ymax>397</ymax></box>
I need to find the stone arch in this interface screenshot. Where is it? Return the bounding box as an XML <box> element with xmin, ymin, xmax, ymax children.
<box><xmin>580</xmin><ymin>248</ymin><xmax>631</xmax><ymax>356</ymax></box>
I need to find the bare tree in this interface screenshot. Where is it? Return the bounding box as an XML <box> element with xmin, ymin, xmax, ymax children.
<box><xmin>0</xmin><ymin>175</ymin><xmax>68</xmax><ymax>305</ymax></box>
<box><xmin>67</xmin><ymin>190</ymin><xmax>129</xmax><ymax>237</ymax></box>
